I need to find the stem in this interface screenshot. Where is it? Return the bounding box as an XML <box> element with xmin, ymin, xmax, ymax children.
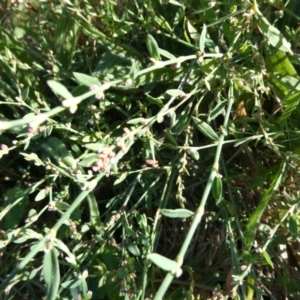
<box><xmin>154</xmin><ymin>81</ymin><xmax>234</xmax><ymax>300</ymax></box>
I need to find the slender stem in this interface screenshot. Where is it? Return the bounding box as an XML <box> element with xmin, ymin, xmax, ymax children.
<box><xmin>154</xmin><ymin>81</ymin><xmax>234</xmax><ymax>300</ymax></box>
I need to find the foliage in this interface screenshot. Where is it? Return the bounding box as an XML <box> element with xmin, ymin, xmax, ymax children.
<box><xmin>1</xmin><ymin>0</ymin><xmax>300</xmax><ymax>299</ymax></box>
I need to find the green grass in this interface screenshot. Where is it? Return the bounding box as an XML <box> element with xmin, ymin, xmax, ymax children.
<box><xmin>1</xmin><ymin>0</ymin><xmax>300</xmax><ymax>299</ymax></box>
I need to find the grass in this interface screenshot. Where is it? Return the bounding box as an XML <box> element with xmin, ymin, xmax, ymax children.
<box><xmin>1</xmin><ymin>0</ymin><xmax>300</xmax><ymax>299</ymax></box>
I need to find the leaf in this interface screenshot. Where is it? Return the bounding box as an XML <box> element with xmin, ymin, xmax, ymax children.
<box><xmin>212</xmin><ymin>177</ymin><xmax>223</xmax><ymax>205</ymax></box>
<box><xmin>43</xmin><ymin>248</ymin><xmax>60</xmax><ymax>300</ymax></box>
<box><xmin>165</xmin><ymin>128</ymin><xmax>178</xmax><ymax>145</ymax></box>
<box><xmin>199</xmin><ymin>24</ymin><xmax>207</xmax><ymax>52</ymax></box>
<box><xmin>146</xmin><ymin>34</ymin><xmax>161</xmax><ymax>61</ymax></box>
<box><xmin>78</xmin><ymin>153</ymin><xmax>99</xmax><ymax>167</ymax></box>
<box><xmin>35</xmin><ymin>189</ymin><xmax>47</xmax><ymax>201</ymax></box>
<box><xmin>209</xmin><ymin>100</ymin><xmax>227</xmax><ymax>121</ymax></box>
<box><xmin>262</xmin><ymin>251</ymin><xmax>274</xmax><ymax>268</ymax></box>
<box><xmin>61</xmin><ymin>278</ymin><xmax>84</xmax><ymax>289</ymax></box>
<box><xmin>172</xmin><ymin>105</ymin><xmax>192</xmax><ymax>134</ymax></box>
<box><xmin>186</xmin><ymin>19</ymin><xmax>199</xmax><ymax>41</ymax></box>
<box><xmin>55</xmin><ymin>202</ymin><xmax>70</xmax><ymax>211</ymax></box>
<box><xmin>83</xmin><ymin>143</ymin><xmax>106</xmax><ymax>151</ymax></box>
<box><xmin>160</xmin><ymin>209</ymin><xmax>194</xmax><ymax>218</ymax></box>
<box><xmin>55</xmin><ymin>12</ymin><xmax>80</xmax><ymax>68</ymax></box>
<box><xmin>265</xmin><ymin>50</ymin><xmax>297</xmax><ymax>76</ymax></box>
<box><xmin>158</xmin><ymin>48</ymin><xmax>176</xmax><ymax>60</ymax></box>
<box><xmin>244</xmin><ymin>162</ymin><xmax>286</xmax><ymax>251</ymax></box>
<box><xmin>73</xmin><ymin>72</ymin><xmax>100</xmax><ymax>87</ymax></box>
<box><xmin>127</xmin><ymin>118</ymin><xmax>146</xmax><ymax>124</ymax></box>
<box><xmin>258</xmin><ymin>19</ymin><xmax>292</xmax><ymax>54</ymax></box>
<box><xmin>289</xmin><ymin>215</ymin><xmax>298</xmax><ymax>241</ymax></box>
<box><xmin>146</xmin><ymin>94</ymin><xmax>164</xmax><ymax>107</ymax></box>
<box><xmin>113</xmin><ymin>22</ymin><xmax>133</xmax><ymax>37</ymax></box>
<box><xmin>189</xmin><ymin>149</ymin><xmax>199</xmax><ymax>160</ymax></box>
<box><xmin>165</xmin><ymin>89</ymin><xmax>185</xmax><ymax>97</ymax></box>
<box><xmin>192</xmin><ymin>117</ymin><xmax>219</xmax><ymax>141</ymax></box>
<box><xmin>3</xmin><ymin>188</ymin><xmax>28</xmax><ymax>230</ymax></box>
<box><xmin>47</xmin><ymin>80</ymin><xmax>73</xmax><ymax>99</ymax></box>
<box><xmin>267</xmin><ymin>73</ymin><xmax>300</xmax><ymax>120</ymax></box>
<box><xmin>45</xmin><ymin>137</ymin><xmax>77</xmax><ymax>169</ymax></box>
<box><xmin>127</xmin><ymin>241</ymin><xmax>141</xmax><ymax>256</ymax></box>
<box><xmin>147</xmin><ymin>253</ymin><xmax>179</xmax><ymax>272</ymax></box>
<box><xmin>114</xmin><ymin>173</ymin><xmax>128</xmax><ymax>185</ymax></box>
<box><xmin>54</xmin><ymin>239</ymin><xmax>77</xmax><ymax>266</ymax></box>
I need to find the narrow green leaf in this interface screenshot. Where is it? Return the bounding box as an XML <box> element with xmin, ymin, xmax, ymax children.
<box><xmin>35</xmin><ymin>189</ymin><xmax>47</xmax><ymax>201</ymax></box>
<box><xmin>78</xmin><ymin>154</ymin><xmax>99</xmax><ymax>167</ymax></box>
<box><xmin>61</xmin><ymin>278</ymin><xmax>84</xmax><ymax>289</ymax></box>
<box><xmin>47</xmin><ymin>80</ymin><xmax>73</xmax><ymax>99</ymax></box>
<box><xmin>244</xmin><ymin>162</ymin><xmax>286</xmax><ymax>250</ymax></box>
<box><xmin>289</xmin><ymin>215</ymin><xmax>298</xmax><ymax>241</ymax></box>
<box><xmin>87</xmin><ymin>193</ymin><xmax>102</xmax><ymax>233</ymax></box>
<box><xmin>46</xmin><ymin>137</ymin><xmax>77</xmax><ymax>169</ymax></box>
<box><xmin>165</xmin><ymin>89</ymin><xmax>185</xmax><ymax>97</ymax></box>
<box><xmin>146</xmin><ymin>94</ymin><xmax>164</xmax><ymax>107</ymax></box>
<box><xmin>83</xmin><ymin>143</ymin><xmax>106</xmax><ymax>151</ymax></box>
<box><xmin>146</xmin><ymin>34</ymin><xmax>161</xmax><ymax>61</ymax></box>
<box><xmin>199</xmin><ymin>24</ymin><xmax>207</xmax><ymax>52</ymax></box>
<box><xmin>186</xmin><ymin>19</ymin><xmax>199</xmax><ymax>40</ymax></box>
<box><xmin>127</xmin><ymin>118</ymin><xmax>146</xmax><ymax>124</ymax></box>
<box><xmin>262</xmin><ymin>251</ymin><xmax>274</xmax><ymax>268</ymax></box>
<box><xmin>189</xmin><ymin>149</ymin><xmax>199</xmax><ymax>161</ymax></box>
<box><xmin>258</xmin><ymin>19</ymin><xmax>292</xmax><ymax>54</ymax></box>
<box><xmin>43</xmin><ymin>248</ymin><xmax>60</xmax><ymax>300</ymax></box>
<box><xmin>55</xmin><ymin>202</ymin><xmax>70</xmax><ymax>211</ymax></box>
<box><xmin>54</xmin><ymin>239</ymin><xmax>77</xmax><ymax>266</ymax></box>
<box><xmin>265</xmin><ymin>50</ymin><xmax>297</xmax><ymax>76</ymax></box>
<box><xmin>147</xmin><ymin>253</ymin><xmax>179</xmax><ymax>272</ymax></box>
<box><xmin>127</xmin><ymin>241</ymin><xmax>141</xmax><ymax>256</ymax></box>
<box><xmin>212</xmin><ymin>177</ymin><xmax>223</xmax><ymax>205</ymax></box>
<box><xmin>192</xmin><ymin>117</ymin><xmax>219</xmax><ymax>141</ymax></box>
<box><xmin>158</xmin><ymin>48</ymin><xmax>176</xmax><ymax>59</ymax></box>
<box><xmin>160</xmin><ymin>209</ymin><xmax>194</xmax><ymax>218</ymax></box>
<box><xmin>172</xmin><ymin>105</ymin><xmax>192</xmax><ymax>134</ymax></box>
<box><xmin>114</xmin><ymin>173</ymin><xmax>128</xmax><ymax>185</ymax></box>
<box><xmin>209</xmin><ymin>100</ymin><xmax>227</xmax><ymax>121</ymax></box>
<box><xmin>165</xmin><ymin>129</ymin><xmax>178</xmax><ymax>145</ymax></box>
<box><xmin>73</xmin><ymin>72</ymin><xmax>100</xmax><ymax>87</ymax></box>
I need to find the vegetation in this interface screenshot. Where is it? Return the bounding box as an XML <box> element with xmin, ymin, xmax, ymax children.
<box><xmin>1</xmin><ymin>0</ymin><xmax>300</xmax><ymax>299</ymax></box>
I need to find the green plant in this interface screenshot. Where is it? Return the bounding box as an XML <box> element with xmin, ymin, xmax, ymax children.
<box><xmin>1</xmin><ymin>0</ymin><xmax>300</xmax><ymax>299</ymax></box>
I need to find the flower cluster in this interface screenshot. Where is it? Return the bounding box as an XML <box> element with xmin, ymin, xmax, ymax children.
<box><xmin>90</xmin><ymin>84</ymin><xmax>105</xmax><ymax>100</ymax></box>
<box><xmin>92</xmin><ymin>147</ymin><xmax>116</xmax><ymax>175</ymax></box>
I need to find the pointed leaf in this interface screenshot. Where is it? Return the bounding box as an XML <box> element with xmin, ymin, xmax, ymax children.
<box><xmin>47</xmin><ymin>80</ymin><xmax>73</xmax><ymax>99</ymax></box>
<box><xmin>189</xmin><ymin>149</ymin><xmax>199</xmax><ymax>161</ymax></box>
<box><xmin>35</xmin><ymin>189</ymin><xmax>47</xmax><ymax>201</ymax></box>
<box><xmin>147</xmin><ymin>253</ymin><xmax>179</xmax><ymax>272</ymax></box>
<box><xmin>289</xmin><ymin>215</ymin><xmax>298</xmax><ymax>241</ymax></box>
<box><xmin>127</xmin><ymin>118</ymin><xmax>146</xmax><ymax>124</ymax></box>
<box><xmin>146</xmin><ymin>34</ymin><xmax>161</xmax><ymax>60</ymax></box>
<box><xmin>212</xmin><ymin>177</ymin><xmax>223</xmax><ymax>205</ymax></box>
<box><xmin>73</xmin><ymin>72</ymin><xmax>100</xmax><ymax>87</ymax></box>
<box><xmin>186</xmin><ymin>19</ymin><xmax>199</xmax><ymax>40</ymax></box>
<box><xmin>127</xmin><ymin>241</ymin><xmax>141</xmax><ymax>256</ymax></box>
<box><xmin>160</xmin><ymin>209</ymin><xmax>194</xmax><ymax>218</ymax></box>
<box><xmin>165</xmin><ymin>89</ymin><xmax>185</xmax><ymax>97</ymax></box>
<box><xmin>262</xmin><ymin>251</ymin><xmax>274</xmax><ymax>268</ymax></box>
<box><xmin>192</xmin><ymin>117</ymin><xmax>219</xmax><ymax>141</ymax></box>
<box><xmin>199</xmin><ymin>24</ymin><xmax>207</xmax><ymax>52</ymax></box>
<box><xmin>258</xmin><ymin>20</ymin><xmax>292</xmax><ymax>54</ymax></box>
<box><xmin>209</xmin><ymin>100</ymin><xmax>227</xmax><ymax>120</ymax></box>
